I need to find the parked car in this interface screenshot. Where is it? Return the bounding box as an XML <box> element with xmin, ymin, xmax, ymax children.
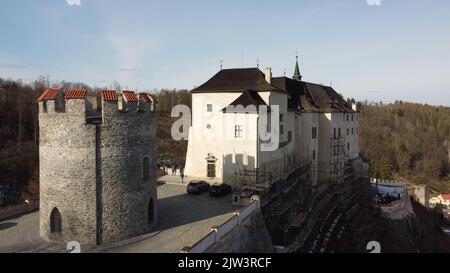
<box><xmin>209</xmin><ymin>183</ymin><xmax>232</xmax><ymax>197</ymax></box>
<box><xmin>187</xmin><ymin>180</ymin><xmax>210</xmax><ymax>194</ymax></box>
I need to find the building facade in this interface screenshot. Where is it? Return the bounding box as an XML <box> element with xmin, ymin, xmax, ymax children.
<box><xmin>38</xmin><ymin>88</ymin><xmax>157</xmax><ymax>245</ymax></box>
<box><xmin>184</xmin><ymin>58</ymin><xmax>362</xmax><ymax>189</ymax></box>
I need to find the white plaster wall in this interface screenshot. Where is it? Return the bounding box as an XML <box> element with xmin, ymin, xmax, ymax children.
<box><xmin>185</xmin><ymin>91</ymin><xmax>291</xmax><ymax>185</ymax></box>
<box><xmin>298</xmin><ymin>112</ymin><xmax>319</xmax><ymax>185</ymax></box>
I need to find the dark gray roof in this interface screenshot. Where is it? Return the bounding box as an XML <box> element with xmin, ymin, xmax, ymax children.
<box><xmin>191</xmin><ymin>68</ymin><xmax>285</xmax><ymax>93</ymax></box>
<box><xmin>222</xmin><ymin>90</ymin><xmax>269</xmax><ymax>113</ymax></box>
<box><xmin>305</xmin><ymin>82</ymin><xmax>354</xmax><ymax>113</ymax></box>
<box><xmin>272</xmin><ymin>76</ymin><xmax>354</xmax><ymax>113</ymax></box>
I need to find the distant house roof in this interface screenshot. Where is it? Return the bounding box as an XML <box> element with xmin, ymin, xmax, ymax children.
<box><xmin>122</xmin><ymin>91</ymin><xmax>138</xmax><ymax>102</ymax></box>
<box><xmin>192</xmin><ymin>68</ymin><xmax>285</xmax><ymax>93</ymax></box>
<box><xmin>37</xmin><ymin>88</ymin><xmax>61</xmax><ymax>102</ymax></box>
<box><xmin>64</xmin><ymin>89</ymin><xmax>87</xmax><ymax>100</ymax></box>
<box><xmin>222</xmin><ymin>90</ymin><xmax>269</xmax><ymax>113</ymax></box>
<box><xmin>441</xmin><ymin>194</ymin><xmax>450</xmax><ymax>200</ymax></box>
<box><xmin>101</xmin><ymin>90</ymin><xmax>118</xmax><ymax>101</ymax></box>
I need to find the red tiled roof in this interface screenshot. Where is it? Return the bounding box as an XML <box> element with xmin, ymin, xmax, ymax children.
<box><xmin>37</xmin><ymin>88</ymin><xmax>61</xmax><ymax>102</ymax></box>
<box><xmin>122</xmin><ymin>91</ymin><xmax>138</xmax><ymax>102</ymax></box>
<box><xmin>102</xmin><ymin>90</ymin><xmax>118</xmax><ymax>101</ymax></box>
<box><xmin>139</xmin><ymin>93</ymin><xmax>152</xmax><ymax>103</ymax></box>
<box><xmin>441</xmin><ymin>194</ymin><xmax>450</xmax><ymax>200</ymax></box>
<box><xmin>64</xmin><ymin>89</ymin><xmax>87</xmax><ymax>100</ymax></box>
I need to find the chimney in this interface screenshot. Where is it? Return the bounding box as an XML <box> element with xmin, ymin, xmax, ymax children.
<box><xmin>265</xmin><ymin>67</ymin><xmax>272</xmax><ymax>84</ymax></box>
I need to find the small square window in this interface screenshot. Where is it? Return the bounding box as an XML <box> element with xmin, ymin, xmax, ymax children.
<box><xmin>207</xmin><ymin>104</ymin><xmax>213</xmax><ymax>112</ymax></box>
<box><xmin>235</xmin><ymin>125</ymin><xmax>243</xmax><ymax>138</ymax></box>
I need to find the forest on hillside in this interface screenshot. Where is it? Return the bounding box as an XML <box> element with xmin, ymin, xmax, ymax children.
<box><xmin>1</xmin><ymin>76</ymin><xmax>450</xmax><ymax>206</ymax></box>
<box><xmin>359</xmin><ymin>102</ymin><xmax>450</xmax><ymax>192</ymax></box>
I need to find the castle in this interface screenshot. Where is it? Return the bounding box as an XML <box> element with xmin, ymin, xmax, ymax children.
<box><xmin>37</xmin><ymin>88</ymin><xmax>157</xmax><ymax>245</ymax></box>
<box><xmin>185</xmin><ymin>56</ymin><xmax>363</xmax><ymax>190</ymax></box>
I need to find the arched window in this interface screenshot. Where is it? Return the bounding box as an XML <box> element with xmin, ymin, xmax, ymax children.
<box><xmin>50</xmin><ymin>208</ymin><xmax>62</xmax><ymax>234</ymax></box>
<box><xmin>143</xmin><ymin>157</ymin><xmax>150</xmax><ymax>181</ymax></box>
<box><xmin>148</xmin><ymin>199</ymin><xmax>155</xmax><ymax>225</ymax></box>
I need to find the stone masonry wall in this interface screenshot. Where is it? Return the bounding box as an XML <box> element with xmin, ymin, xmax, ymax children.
<box><xmin>39</xmin><ymin>95</ymin><xmax>157</xmax><ymax>246</ymax></box>
<box><xmin>39</xmin><ymin>99</ymin><xmax>97</xmax><ymax>245</ymax></box>
<box><xmin>99</xmin><ymin>100</ymin><xmax>157</xmax><ymax>244</ymax></box>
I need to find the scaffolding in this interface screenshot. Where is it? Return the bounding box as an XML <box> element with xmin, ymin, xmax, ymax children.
<box><xmin>233</xmin><ymin>150</ymin><xmax>313</xmax><ymax>206</ymax></box>
<box><xmin>329</xmin><ymin>137</ymin><xmax>347</xmax><ymax>185</ymax></box>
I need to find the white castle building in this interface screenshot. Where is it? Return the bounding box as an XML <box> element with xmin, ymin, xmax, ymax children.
<box><xmin>184</xmin><ymin>57</ymin><xmax>362</xmax><ymax>189</ymax></box>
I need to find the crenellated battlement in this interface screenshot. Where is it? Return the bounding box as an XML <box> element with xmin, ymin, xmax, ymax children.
<box><xmin>37</xmin><ymin>88</ymin><xmax>158</xmax><ymax>123</ymax></box>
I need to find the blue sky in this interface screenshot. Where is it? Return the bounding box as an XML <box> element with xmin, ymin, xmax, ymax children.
<box><xmin>1</xmin><ymin>0</ymin><xmax>449</xmax><ymax>106</ymax></box>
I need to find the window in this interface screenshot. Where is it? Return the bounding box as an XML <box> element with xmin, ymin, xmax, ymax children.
<box><xmin>333</xmin><ymin>128</ymin><xmax>337</xmax><ymax>139</ymax></box>
<box><xmin>207</xmin><ymin>104</ymin><xmax>213</xmax><ymax>112</ymax></box>
<box><xmin>288</xmin><ymin>131</ymin><xmax>292</xmax><ymax>142</ymax></box>
<box><xmin>280</xmin><ymin>114</ymin><xmax>284</xmax><ymax>122</ymax></box>
<box><xmin>347</xmin><ymin>143</ymin><xmax>350</xmax><ymax>151</ymax></box>
<box><xmin>235</xmin><ymin>125</ymin><xmax>243</xmax><ymax>138</ymax></box>
<box><xmin>50</xmin><ymin>208</ymin><xmax>62</xmax><ymax>234</ymax></box>
<box><xmin>312</xmin><ymin>127</ymin><xmax>317</xmax><ymax>139</ymax></box>
<box><xmin>351</xmin><ymin>115</ymin><xmax>354</xmax><ymax>122</ymax></box>
<box><xmin>280</xmin><ymin>125</ymin><xmax>284</xmax><ymax>135</ymax></box>
<box><xmin>347</xmin><ymin>115</ymin><xmax>349</xmax><ymax>121</ymax></box>
<box><xmin>207</xmin><ymin>161</ymin><xmax>216</xmax><ymax>177</ymax></box>
<box><xmin>143</xmin><ymin>157</ymin><xmax>150</xmax><ymax>181</ymax></box>
<box><xmin>312</xmin><ymin>150</ymin><xmax>316</xmax><ymax>160</ymax></box>
<box><xmin>338</xmin><ymin>128</ymin><xmax>341</xmax><ymax>138</ymax></box>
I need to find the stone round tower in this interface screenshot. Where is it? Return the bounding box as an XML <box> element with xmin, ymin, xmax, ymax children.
<box><xmin>38</xmin><ymin>88</ymin><xmax>157</xmax><ymax>245</ymax></box>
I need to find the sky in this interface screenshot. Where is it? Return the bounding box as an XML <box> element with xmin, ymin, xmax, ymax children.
<box><xmin>0</xmin><ymin>0</ymin><xmax>449</xmax><ymax>106</ymax></box>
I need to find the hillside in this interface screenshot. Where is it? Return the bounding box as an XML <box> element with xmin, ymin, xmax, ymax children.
<box><xmin>359</xmin><ymin>102</ymin><xmax>450</xmax><ymax>192</ymax></box>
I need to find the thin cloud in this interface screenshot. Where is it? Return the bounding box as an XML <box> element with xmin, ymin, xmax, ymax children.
<box><xmin>0</xmin><ymin>62</ymin><xmax>36</xmax><ymax>69</ymax></box>
<box><xmin>118</xmin><ymin>68</ymin><xmax>137</xmax><ymax>72</ymax></box>
<box><xmin>66</xmin><ymin>0</ymin><xmax>81</xmax><ymax>6</ymax></box>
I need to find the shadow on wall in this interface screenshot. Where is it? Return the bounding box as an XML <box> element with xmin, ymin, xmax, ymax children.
<box><xmin>223</xmin><ymin>154</ymin><xmax>256</xmax><ymax>186</ymax></box>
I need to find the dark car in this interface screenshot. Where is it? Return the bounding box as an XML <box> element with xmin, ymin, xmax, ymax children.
<box><xmin>187</xmin><ymin>180</ymin><xmax>210</xmax><ymax>194</ymax></box>
<box><xmin>209</xmin><ymin>183</ymin><xmax>232</xmax><ymax>197</ymax></box>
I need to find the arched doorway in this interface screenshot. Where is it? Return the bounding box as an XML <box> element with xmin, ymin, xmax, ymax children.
<box><xmin>148</xmin><ymin>199</ymin><xmax>155</xmax><ymax>225</ymax></box>
<box><xmin>50</xmin><ymin>208</ymin><xmax>62</xmax><ymax>234</ymax></box>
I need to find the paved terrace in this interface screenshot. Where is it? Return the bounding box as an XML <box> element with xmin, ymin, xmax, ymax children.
<box><xmin>0</xmin><ymin>179</ymin><xmax>235</xmax><ymax>253</ymax></box>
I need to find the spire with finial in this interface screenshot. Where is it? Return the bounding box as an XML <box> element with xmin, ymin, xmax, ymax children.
<box><xmin>293</xmin><ymin>51</ymin><xmax>302</xmax><ymax>81</ymax></box>
<box><xmin>220</xmin><ymin>60</ymin><xmax>223</xmax><ymax>70</ymax></box>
